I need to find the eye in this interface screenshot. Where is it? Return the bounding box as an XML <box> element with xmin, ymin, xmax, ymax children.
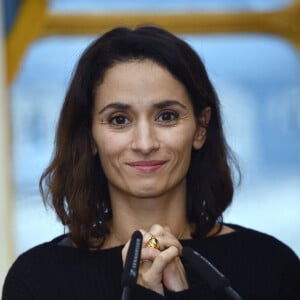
<box><xmin>109</xmin><ymin>114</ymin><xmax>130</xmax><ymax>127</ymax></box>
<box><xmin>157</xmin><ymin>111</ymin><xmax>179</xmax><ymax>123</ymax></box>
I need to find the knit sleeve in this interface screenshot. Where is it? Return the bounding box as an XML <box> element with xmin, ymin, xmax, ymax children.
<box><xmin>2</xmin><ymin>268</ymin><xmax>34</xmax><ymax>300</ymax></box>
<box><xmin>131</xmin><ymin>283</ymin><xmax>217</xmax><ymax>300</ymax></box>
<box><xmin>277</xmin><ymin>248</ymin><xmax>300</xmax><ymax>300</ymax></box>
<box><xmin>165</xmin><ymin>283</ymin><xmax>217</xmax><ymax>300</ymax></box>
<box><xmin>130</xmin><ymin>284</ymin><xmax>165</xmax><ymax>299</ymax></box>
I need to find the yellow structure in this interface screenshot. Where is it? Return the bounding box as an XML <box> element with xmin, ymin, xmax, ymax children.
<box><xmin>5</xmin><ymin>0</ymin><xmax>300</xmax><ymax>84</ymax></box>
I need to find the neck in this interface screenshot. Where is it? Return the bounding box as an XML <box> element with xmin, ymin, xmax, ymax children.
<box><xmin>103</xmin><ymin>184</ymin><xmax>191</xmax><ymax>248</ymax></box>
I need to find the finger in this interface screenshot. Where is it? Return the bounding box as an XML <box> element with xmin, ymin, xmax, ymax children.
<box><xmin>143</xmin><ymin>224</ymin><xmax>162</xmax><ymax>248</ymax></box>
<box><xmin>139</xmin><ymin>246</ymin><xmax>161</xmax><ymax>272</ymax></box>
<box><xmin>149</xmin><ymin>246</ymin><xmax>179</xmax><ymax>274</ymax></box>
<box><xmin>140</xmin><ymin>245</ymin><xmax>161</xmax><ymax>261</ymax></box>
<box><xmin>164</xmin><ymin>226</ymin><xmax>171</xmax><ymax>233</ymax></box>
<box><xmin>159</xmin><ymin>234</ymin><xmax>182</xmax><ymax>253</ymax></box>
<box><xmin>145</xmin><ymin>224</ymin><xmax>182</xmax><ymax>252</ymax></box>
<box><xmin>137</xmin><ymin>247</ymin><xmax>165</xmax><ymax>295</ymax></box>
<box><xmin>163</xmin><ymin>256</ymin><xmax>189</xmax><ymax>291</ymax></box>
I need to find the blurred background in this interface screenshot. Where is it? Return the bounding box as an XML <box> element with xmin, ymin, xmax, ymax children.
<box><xmin>1</xmin><ymin>0</ymin><xmax>300</xmax><ymax>291</ymax></box>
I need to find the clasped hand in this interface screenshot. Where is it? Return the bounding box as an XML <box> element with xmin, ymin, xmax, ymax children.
<box><xmin>122</xmin><ymin>224</ymin><xmax>189</xmax><ymax>295</ymax></box>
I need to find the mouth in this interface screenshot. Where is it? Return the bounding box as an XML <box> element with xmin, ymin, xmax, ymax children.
<box><xmin>126</xmin><ymin>160</ymin><xmax>168</xmax><ymax>173</ymax></box>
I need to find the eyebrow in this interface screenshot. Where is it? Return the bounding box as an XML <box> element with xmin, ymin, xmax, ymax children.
<box><xmin>98</xmin><ymin>100</ymin><xmax>187</xmax><ymax>115</ymax></box>
<box><xmin>153</xmin><ymin>100</ymin><xmax>187</xmax><ymax>110</ymax></box>
<box><xmin>98</xmin><ymin>103</ymin><xmax>131</xmax><ymax>115</ymax></box>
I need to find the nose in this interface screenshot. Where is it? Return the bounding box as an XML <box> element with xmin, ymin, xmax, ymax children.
<box><xmin>131</xmin><ymin>119</ymin><xmax>159</xmax><ymax>154</ymax></box>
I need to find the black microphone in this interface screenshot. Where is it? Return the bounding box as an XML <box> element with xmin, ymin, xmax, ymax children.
<box><xmin>121</xmin><ymin>230</ymin><xmax>143</xmax><ymax>300</ymax></box>
<box><xmin>182</xmin><ymin>247</ymin><xmax>243</xmax><ymax>300</ymax></box>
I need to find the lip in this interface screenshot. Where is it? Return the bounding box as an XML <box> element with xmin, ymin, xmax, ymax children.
<box><xmin>126</xmin><ymin>160</ymin><xmax>168</xmax><ymax>172</ymax></box>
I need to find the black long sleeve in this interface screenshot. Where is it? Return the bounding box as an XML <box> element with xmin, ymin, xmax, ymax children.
<box><xmin>2</xmin><ymin>225</ymin><xmax>300</xmax><ymax>300</ymax></box>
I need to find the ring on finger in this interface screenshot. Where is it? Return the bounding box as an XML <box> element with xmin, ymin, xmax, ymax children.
<box><xmin>145</xmin><ymin>235</ymin><xmax>160</xmax><ymax>251</ymax></box>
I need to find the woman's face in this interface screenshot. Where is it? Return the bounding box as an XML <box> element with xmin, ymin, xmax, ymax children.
<box><xmin>92</xmin><ymin>60</ymin><xmax>206</xmax><ymax>199</ymax></box>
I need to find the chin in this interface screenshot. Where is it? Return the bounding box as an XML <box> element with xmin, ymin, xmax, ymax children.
<box><xmin>129</xmin><ymin>186</ymin><xmax>166</xmax><ymax>199</ymax></box>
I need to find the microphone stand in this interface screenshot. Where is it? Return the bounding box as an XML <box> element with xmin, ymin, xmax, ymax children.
<box><xmin>224</xmin><ymin>286</ymin><xmax>244</xmax><ymax>300</ymax></box>
<box><xmin>182</xmin><ymin>247</ymin><xmax>243</xmax><ymax>300</ymax></box>
<box><xmin>120</xmin><ymin>231</ymin><xmax>143</xmax><ymax>300</ymax></box>
<box><xmin>121</xmin><ymin>287</ymin><xmax>131</xmax><ymax>300</ymax></box>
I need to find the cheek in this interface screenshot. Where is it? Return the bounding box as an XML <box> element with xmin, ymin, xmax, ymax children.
<box><xmin>166</xmin><ymin>129</ymin><xmax>196</xmax><ymax>151</ymax></box>
<box><xmin>96</xmin><ymin>134</ymin><xmax>128</xmax><ymax>162</ymax></box>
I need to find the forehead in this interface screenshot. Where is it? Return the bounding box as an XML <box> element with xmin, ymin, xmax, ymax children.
<box><xmin>101</xmin><ymin>59</ymin><xmax>176</xmax><ymax>86</ymax></box>
<box><xmin>94</xmin><ymin>60</ymin><xmax>193</xmax><ymax>109</ymax></box>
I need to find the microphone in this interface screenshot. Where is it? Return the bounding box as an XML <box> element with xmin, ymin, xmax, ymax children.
<box><xmin>121</xmin><ymin>230</ymin><xmax>143</xmax><ymax>300</ymax></box>
<box><xmin>182</xmin><ymin>247</ymin><xmax>243</xmax><ymax>300</ymax></box>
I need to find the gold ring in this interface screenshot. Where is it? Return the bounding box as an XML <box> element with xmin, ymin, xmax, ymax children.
<box><xmin>145</xmin><ymin>235</ymin><xmax>160</xmax><ymax>250</ymax></box>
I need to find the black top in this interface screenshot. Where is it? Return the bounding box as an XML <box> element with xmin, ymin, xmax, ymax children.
<box><xmin>2</xmin><ymin>224</ymin><xmax>300</xmax><ymax>300</ymax></box>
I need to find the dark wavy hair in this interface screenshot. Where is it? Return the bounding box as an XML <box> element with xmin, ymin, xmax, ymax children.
<box><xmin>39</xmin><ymin>25</ymin><xmax>239</xmax><ymax>249</ymax></box>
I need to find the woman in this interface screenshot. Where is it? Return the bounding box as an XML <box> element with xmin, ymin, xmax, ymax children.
<box><xmin>3</xmin><ymin>26</ymin><xmax>300</xmax><ymax>300</ymax></box>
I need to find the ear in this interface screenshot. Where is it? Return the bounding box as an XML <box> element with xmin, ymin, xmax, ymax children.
<box><xmin>193</xmin><ymin>107</ymin><xmax>211</xmax><ymax>150</ymax></box>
